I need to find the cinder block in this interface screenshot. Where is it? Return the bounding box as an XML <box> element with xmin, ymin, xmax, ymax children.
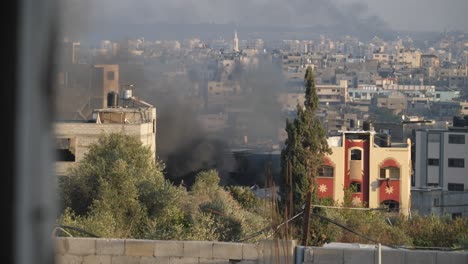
<box><xmin>312</xmin><ymin>247</ymin><xmax>344</xmax><ymax>264</ymax></box>
<box><xmin>198</xmin><ymin>258</ymin><xmax>230</xmax><ymax>264</ymax></box>
<box><xmin>82</xmin><ymin>255</ymin><xmax>111</xmax><ymax>264</ymax></box>
<box><xmin>183</xmin><ymin>241</ymin><xmax>213</xmax><ymax>258</ymax></box>
<box><xmin>155</xmin><ymin>241</ymin><xmax>184</xmax><ymax>257</ymax></box>
<box><xmin>259</xmin><ymin>240</ymin><xmax>296</xmax><ymax>264</ymax></box>
<box><xmin>436</xmin><ymin>252</ymin><xmax>468</xmax><ymax>264</ymax></box>
<box><xmin>140</xmin><ymin>256</ymin><xmax>170</xmax><ymax>264</ymax></box>
<box><xmin>344</xmin><ymin>248</ymin><xmax>374</xmax><ymax>264</ymax></box>
<box><xmin>111</xmin><ymin>255</ymin><xmax>141</xmax><ymax>264</ymax></box>
<box><xmin>55</xmin><ymin>254</ymin><xmax>83</xmax><ymax>264</ymax></box>
<box><xmin>67</xmin><ymin>238</ymin><xmax>97</xmax><ymax>255</ymax></box>
<box><xmin>242</xmin><ymin>244</ymin><xmax>259</xmax><ymax>260</ymax></box>
<box><xmin>378</xmin><ymin>249</ymin><xmax>404</xmax><ymax>264</ymax></box>
<box><xmin>212</xmin><ymin>242</ymin><xmax>242</xmax><ymax>260</ymax></box>
<box><xmin>125</xmin><ymin>239</ymin><xmax>155</xmax><ymax>257</ymax></box>
<box><xmin>169</xmin><ymin>257</ymin><xmax>199</xmax><ymax>264</ymax></box>
<box><xmin>405</xmin><ymin>250</ymin><xmax>436</xmax><ymax>264</ymax></box>
<box><xmin>303</xmin><ymin>248</ymin><xmax>314</xmax><ymax>263</ymax></box>
<box><xmin>259</xmin><ymin>240</ymin><xmax>272</xmax><ymax>264</ymax></box>
<box><xmin>55</xmin><ymin>238</ymin><xmax>68</xmax><ymax>254</ymax></box>
<box><xmin>96</xmin><ymin>239</ymin><xmax>124</xmax><ymax>255</ymax></box>
<box><xmin>237</xmin><ymin>261</ymin><xmax>257</xmax><ymax>264</ymax></box>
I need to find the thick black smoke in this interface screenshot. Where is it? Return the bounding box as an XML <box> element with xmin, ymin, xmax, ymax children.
<box><xmin>131</xmin><ymin>58</ymin><xmax>286</xmax><ymax>186</ymax></box>
<box><xmin>152</xmin><ymin>96</ymin><xmax>229</xmax><ymax>185</ymax></box>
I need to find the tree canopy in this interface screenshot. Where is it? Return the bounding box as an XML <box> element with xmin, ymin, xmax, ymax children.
<box><xmin>57</xmin><ymin>133</ymin><xmax>271</xmax><ymax>241</ymax></box>
<box><xmin>280</xmin><ymin>66</ymin><xmax>331</xmax><ymax>245</ymax></box>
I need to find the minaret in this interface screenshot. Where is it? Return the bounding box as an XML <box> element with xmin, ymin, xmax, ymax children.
<box><xmin>233</xmin><ymin>30</ymin><xmax>239</xmax><ymax>52</ymax></box>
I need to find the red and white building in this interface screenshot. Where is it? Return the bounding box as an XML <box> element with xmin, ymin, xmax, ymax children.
<box><xmin>317</xmin><ymin>130</ymin><xmax>412</xmax><ymax>215</ymax></box>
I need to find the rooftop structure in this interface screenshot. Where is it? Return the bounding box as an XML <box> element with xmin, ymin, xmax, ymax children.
<box><xmin>55</xmin><ymin>92</ymin><xmax>156</xmax><ymax>176</ymax></box>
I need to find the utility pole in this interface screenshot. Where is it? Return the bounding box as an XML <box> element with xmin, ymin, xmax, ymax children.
<box><xmin>301</xmin><ymin>179</ymin><xmax>313</xmax><ymax>246</ymax></box>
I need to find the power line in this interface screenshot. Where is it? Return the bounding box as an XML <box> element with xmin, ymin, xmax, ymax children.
<box><xmin>52</xmin><ymin>225</ymin><xmax>100</xmax><ymax>238</ymax></box>
<box><xmin>236</xmin><ymin>209</ymin><xmax>466</xmax><ymax>252</ymax></box>
<box><xmin>310</xmin><ymin>204</ymin><xmax>389</xmax><ymax>211</ymax></box>
<box><xmin>310</xmin><ymin>212</ymin><xmax>384</xmax><ymax>246</ymax></box>
<box><xmin>236</xmin><ymin>211</ymin><xmax>303</xmax><ymax>243</ymax></box>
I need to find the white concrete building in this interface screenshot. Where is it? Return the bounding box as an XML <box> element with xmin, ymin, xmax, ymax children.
<box><xmin>414</xmin><ymin>127</ymin><xmax>468</xmax><ymax>190</ymax></box>
<box><xmin>412</xmin><ymin>123</ymin><xmax>468</xmax><ymax>218</ymax></box>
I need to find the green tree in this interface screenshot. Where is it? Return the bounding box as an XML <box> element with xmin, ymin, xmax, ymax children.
<box><xmin>57</xmin><ymin>134</ymin><xmax>271</xmax><ymax>242</ymax></box>
<box><xmin>185</xmin><ymin>170</ymin><xmax>271</xmax><ymax>242</ymax></box>
<box><xmin>58</xmin><ymin>133</ymin><xmax>165</xmax><ymax>238</ymax></box>
<box><xmin>280</xmin><ymin>66</ymin><xmax>331</xmax><ymax>245</ymax></box>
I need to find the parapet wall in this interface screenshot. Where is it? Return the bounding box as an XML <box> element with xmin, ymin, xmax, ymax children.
<box><xmin>300</xmin><ymin>247</ymin><xmax>468</xmax><ymax>264</ymax></box>
<box><xmin>55</xmin><ymin>238</ymin><xmax>468</xmax><ymax>264</ymax></box>
<box><xmin>54</xmin><ymin>237</ymin><xmax>296</xmax><ymax>264</ymax></box>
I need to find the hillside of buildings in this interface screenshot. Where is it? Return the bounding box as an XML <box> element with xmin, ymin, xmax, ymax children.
<box><xmin>54</xmin><ymin>29</ymin><xmax>468</xmax><ymax>250</ymax></box>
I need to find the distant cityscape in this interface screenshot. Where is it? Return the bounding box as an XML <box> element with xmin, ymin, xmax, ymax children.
<box><xmin>55</xmin><ymin>29</ymin><xmax>468</xmax><ymax>218</ymax></box>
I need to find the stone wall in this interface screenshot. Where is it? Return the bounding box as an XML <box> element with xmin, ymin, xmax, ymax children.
<box><xmin>54</xmin><ymin>238</ymin><xmax>296</xmax><ymax>264</ymax></box>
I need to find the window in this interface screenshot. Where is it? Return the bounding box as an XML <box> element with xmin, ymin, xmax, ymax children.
<box><xmin>350</xmin><ymin>182</ymin><xmax>361</xmax><ymax>192</ymax></box>
<box><xmin>380</xmin><ymin>167</ymin><xmax>400</xmax><ymax>179</ymax></box>
<box><xmin>448</xmin><ymin>134</ymin><xmax>465</xmax><ymax>144</ymax></box>
<box><xmin>433</xmin><ymin>198</ymin><xmax>439</xmax><ymax>206</ymax></box>
<box><xmin>428</xmin><ymin>159</ymin><xmax>439</xmax><ymax>166</ymax></box>
<box><xmin>448</xmin><ymin>183</ymin><xmax>464</xmax><ymax>191</ymax></box>
<box><xmin>55</xmin><ymin>138</ymin><xmax>76</xmax><ymax>162</ymax></box>
<box><xmin>107</xmin><ymin>71</ymin><xmax>115</xmax><ymax>80</ymax></box>
<box><xmin>351</xmin><ymin>149</ymin><xmax>362</xmax><ymax>160</ymax></box>
<box><xmin>318</xmin><ymin>166</ymin><xmax>334</xmax><ymax>177</ymax></box>
<box><xmin>381</xmin><ymin>200</ymin><xmax>399</xmax><ymax>212</ymax></box>
<box><xmin>452</xmin><ymin>213</ymin><xmax>462</xmax><ymax>219</ymax></box>
<box><xmin>448</xmin><ymin>158</ymin><xmax>464</xmax><ymax>168</ymax></box>
<box><xmin>428</xmin><ymin>133</ymin><xmax>440</xmax><ymax>142</ymax></box>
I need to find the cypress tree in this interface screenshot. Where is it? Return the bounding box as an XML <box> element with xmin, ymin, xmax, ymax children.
<box><xmin>280</xmin><ymin>66</ymin><xmax>331</xmax><ymax>245</ymax></box>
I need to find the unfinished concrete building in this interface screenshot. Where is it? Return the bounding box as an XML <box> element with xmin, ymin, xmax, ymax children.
<box><xmin>55</xmin><ymin>93</ymin><xmax>156</xmax><ymax>176</ymax></box>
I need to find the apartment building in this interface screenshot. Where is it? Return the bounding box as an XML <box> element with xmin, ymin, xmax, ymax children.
<box><xmin>319</xmin><ymin>129</ymin><xmax>412</xmax><ymax>215</ymax></box>
<box><xmin>412</xmin><ymin>119</ymin><xmax>468</xmax><ymax>217</ymax></box>
<box><xmin>316</xmin><ymin>80</ymin><xmax>349</xmax><ymax>105</ymax></box>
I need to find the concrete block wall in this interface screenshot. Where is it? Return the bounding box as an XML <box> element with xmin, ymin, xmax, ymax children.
<box><xmin>54</xmin><ymin>238</ymin><xmax>296</xmax><ymax>264</ymax></box>
<box><xmin>301</xmin><ymin>247</ymin><xmax>468</xmax><ymax>264</ymax></box>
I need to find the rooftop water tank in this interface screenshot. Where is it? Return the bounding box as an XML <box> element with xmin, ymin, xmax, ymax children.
<box><xmin>123</xmin><ymin>89</ymin><xmax>133</xmax><ymax>99</ymax></box>
<box><xmin>363</xmin><ymin>120</ymin><xmax>374</xmax><ymax>131</ymax></box>
<box><xmin>107</xmin><ymin>91</ymin><xmax>118</xmax><ymax>108</ymax></box>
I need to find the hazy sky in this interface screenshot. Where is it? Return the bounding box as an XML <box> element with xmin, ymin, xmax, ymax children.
<box><xmin>63</xmin><ymin>0</ymin><xmax>468</xmax><ymax>38</ymax></box>
<box><xmin>337</xmin><ymin>0</ymin><xmax>468</xmax><ymax>32</ymax></box>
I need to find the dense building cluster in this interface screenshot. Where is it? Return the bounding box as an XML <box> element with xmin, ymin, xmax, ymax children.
<box><xmin>55</xmin><ymin>30</ymin><xmax>468</xmax><ymax>218</ymax></box>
